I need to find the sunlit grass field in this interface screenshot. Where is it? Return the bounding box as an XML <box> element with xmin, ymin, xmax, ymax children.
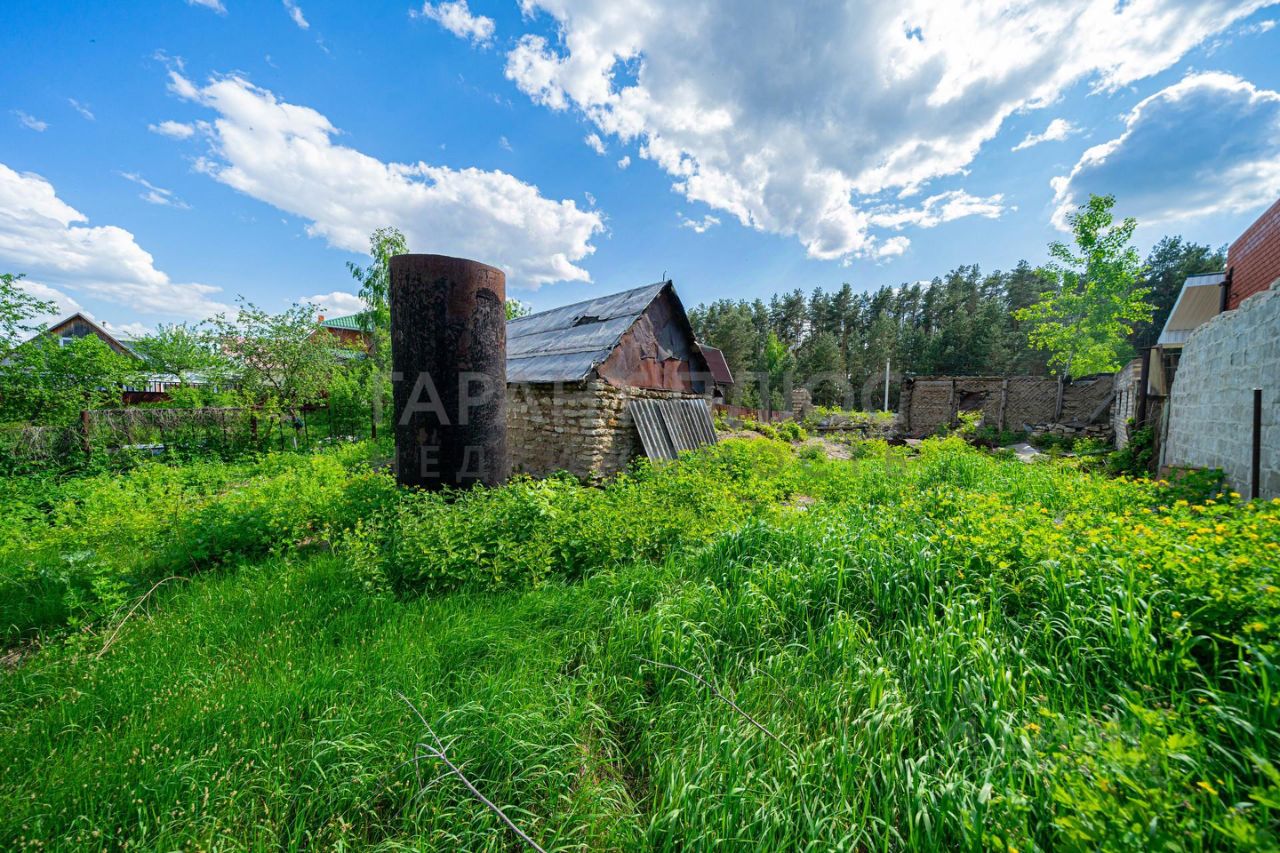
<box><xmin>2</xmin><ymin>438</ymin><xmax>1278</xmax><ymax>850</ymax></box>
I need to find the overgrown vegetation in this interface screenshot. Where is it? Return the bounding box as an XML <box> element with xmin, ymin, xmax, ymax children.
<box><xmin>2</xmin><ymin>438</ymin><xmax>1278</xmax><ymax>850</ymax></box>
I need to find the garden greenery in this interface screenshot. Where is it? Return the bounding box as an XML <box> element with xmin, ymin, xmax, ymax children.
<box><xmin>1</xmin><ymin>437</ymin><xmax>1278</xmax><ymax>850</ymax></box>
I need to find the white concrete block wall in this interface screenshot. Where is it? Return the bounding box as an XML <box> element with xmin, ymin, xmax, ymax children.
<box><xmin>1165</xmin><ymin>281</ymin><xmax>1280</xmax><ymax>498</ymax></box>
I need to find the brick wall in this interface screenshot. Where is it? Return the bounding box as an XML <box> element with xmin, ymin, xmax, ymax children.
<box><xmin>1165</xmin><ymin>281</ymin><xmax>1280</xmax><ymax>498</ymax></box>
<box><xmin>900</xmin><ymin>374</ymin><xmax>1115</xmax><ymax>437</ymax></box>
<box><xmin>1228</xmin><ymin>196</ymin><xmax>1280</xmax><ymax>309</ymax></box>
<box><xmin>506</xmin><ymin>380</ymin><xmax>707</xmax><ymax>480</ymax></box>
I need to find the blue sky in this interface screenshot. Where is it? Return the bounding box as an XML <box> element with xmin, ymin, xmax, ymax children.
<box><xmin>2</xmin><ymin>1</ymin><xmax>1279</xmax><ymax>336</ymax></box>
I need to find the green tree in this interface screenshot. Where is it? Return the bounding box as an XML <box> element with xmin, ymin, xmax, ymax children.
<box><xmin>347</xmin><ymin>227</ymin><xmax>408</xmax><ymax>430</ymax></box>
<box><xmin>1015</xmin><ymin>195</ymin><xmax>1152</xmax><ymax>382</ymax></box>
<box><xmin>795</xmin><ymin>331</ymin><xmax>845</xmax><ymax>407</ymax></box>
<box><xmin>759</xmin><ymin>331</ymin><xmax>794</xmax><ymax>414</ymax></box>
<box><xmin>1</xmin><ymin>272</ymin><xmax>56</xmax><ymax>355</ymax></box>
<box><xmin>1131</xmin><ymin>236</ymin><xmax>1226</xmax><ymax>350</ymax></box>
<box><xmin>0</xmin><ymin>334</ymin><xmax>140</xmax><ymax>426</ymax></box>
<box><xmin>506</xmin><ymin>299</ymin><xmax>531</xmax><ymax>320</ymax></box>
<box><xmin>132</xmin><ymin>322</ymin><xmax>227</xmax><ymax>389</ymax></box>
<box><xmin>212</xmin><ymin>302</ymin><xmax>340</xmax><ymax>443</ymax></box>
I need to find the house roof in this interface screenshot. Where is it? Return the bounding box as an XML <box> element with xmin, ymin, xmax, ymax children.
<box><xmin>506</xmin><ymin>281</ymin><xmax>671</xmax><ymax>382</ymax></box>
<box><xmin>697</xmin><ymin>344</ymin><xmax>734</xmax><ymax>386</ymax></box>
<box><xmin>321</xmin><ymin>312</ymin><xmax>373</xmax><ymax>331</ymax></box>
<box><xmin>323</xmin><ymin>280</ymin><xmax>681</xmax><ymax>383</ymax></box>
<box><xmin>45</xmin><ymin>312</ymin><xmax>140</xmax><ymax>358</ymax></box>
<box><xmin>1158</xmin><ymin>270</ymin><xmax>1226</xmax><ymax>347</ymax></box>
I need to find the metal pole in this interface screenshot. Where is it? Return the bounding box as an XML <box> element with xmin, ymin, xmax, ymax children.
<box><xmin>884</xmin><ymin>358</ymin><xmax>890</xmax><ymax>412</ymax></box>
<box><xmin>1253</xmin><ymin>388</ymin><xmax>1263</xmax><ymax>500</ymax></box>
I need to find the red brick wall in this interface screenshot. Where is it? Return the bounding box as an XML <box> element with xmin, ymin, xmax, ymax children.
<box><xmin>1228</xmin><ymin>196</ymin><xmax>1280</xmax><ymax>309</ymax></box>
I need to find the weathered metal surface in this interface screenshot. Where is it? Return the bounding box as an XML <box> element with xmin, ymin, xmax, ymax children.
<box><xmin>697</xmin><ymin>344</ymin><xmax>734</xmax><ymax>387</ymax></box>
<box><xmin>629</xmin><ymin>398</ymin><xmax>718</xmax><ymax>460</ymax></box>
<box><xmin>597</xmin><ymin>286</ymin><xmax>711</xmax><ymax>393</ymax></box>
<box><xmin>390</xmin><ymin>254</ymin><xmax>509</xmax><ymax>490</ymax></box>
<box><xmin>506</xmin><ymin>281</ymin><xmax>668</xmax><ymax>382</ymax></box>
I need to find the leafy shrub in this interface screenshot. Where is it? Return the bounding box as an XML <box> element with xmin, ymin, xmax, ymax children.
<box><xmin>741</xmin><ymin>418</ymin><xmax>779</xmax><ymax>440</ymax></box>
<box><xmin>1107</xmin><ymin>422</ymin><xmax>1156</xmax><ymax>476</ymax></box>
<box><xmin>346</xmin><ymin>438</ymin><xmax>801</xmax><ymax>597</ymax></box>
<box><xmin>775</xmin><ymin>420</ymin><xmax>807</xmax><ymax>442</ymax></box>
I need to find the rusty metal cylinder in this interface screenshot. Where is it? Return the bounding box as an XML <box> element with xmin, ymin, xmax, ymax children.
<box><xmin>390</xmin><ymin>254</ymin><xmax>509</xmax><ymax>489</ymax></box>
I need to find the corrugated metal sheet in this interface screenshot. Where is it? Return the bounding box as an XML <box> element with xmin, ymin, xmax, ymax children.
<box><xmin>505</xmin><ymin>281</ymin><xmax>670</xmax><ymax>382</ymax></box>
<box><xmin>321</xmin><ymin>312</ymin><xmax>373</xmax><ymax>331</ymax></box>
<box><xmin>1158</xmin><ymin>271</ymin><xmax>1226</xmax><ymax>346</ymax></box>
<box><xmin>629</xmin><ymin>398</ymin><xmax>718</xmax><ymax>460</ymax></box>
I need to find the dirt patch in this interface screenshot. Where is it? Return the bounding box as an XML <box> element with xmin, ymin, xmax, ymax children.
<box><xmin>2</xmin><ymin>641</ymin><xmax>39</xmax><ymax>671</ymax></box>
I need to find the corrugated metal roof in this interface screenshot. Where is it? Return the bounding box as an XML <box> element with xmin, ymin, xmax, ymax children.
<box><xmin>324</xmin><ymin>280</ymin><xmax>672</xmax><ymax>383</ymax></box>
<box><xmin>507</xmin><ymin>281</ymin><xmax>670</xmax><ymax>382</ymax></box>
<box><xmin>629</xmin><ymin>398</ymin><xmax>717</xmax><ymax>460</ymax></box>
<box><xmin>1157</xmin><ymin>270</ymin><xmax>1226</xmax><ymax>346</ymax></box>
<box><xmin>321</xmin><ymin>312</ymin><xmax>373</xmax><ymax>331</ymax></box>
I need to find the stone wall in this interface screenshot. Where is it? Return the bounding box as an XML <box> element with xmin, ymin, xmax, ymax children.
<box><xmin>506</xmin><ymin>380</ymin><xmax>707</xmax><ymax>480</ymax></box>
<box><xmin>899</xmin><ymin>374</ymin><xmax>1116</xmax><ymax>438</ymax></box>
<box><xmin>1111</xmin><ymin>358</ymin><xmax>1142</xmax><ymax>448</ymax></box>
<box><xmin>1165</xmin><ymin>281</ymin><xmax>1280</xmax><ymax>498</ymax></box>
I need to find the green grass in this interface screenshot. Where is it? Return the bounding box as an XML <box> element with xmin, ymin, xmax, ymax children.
<box><xmin>1</xmin><ymin>438</ymin><xmax>1278</xmax><ymax>850</ymax></box>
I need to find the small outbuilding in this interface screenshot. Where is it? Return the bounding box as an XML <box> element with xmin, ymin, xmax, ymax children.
<box><xmin>505</xmin><ymin>279</ymin><xmax>718</xmax><ymax>479</ymax></box>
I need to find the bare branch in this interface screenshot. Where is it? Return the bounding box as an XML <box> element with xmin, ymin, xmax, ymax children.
<box><xmin>395</xmin><ymin>692</ymin><xmax>547</xmax><ymax>853</ymax></box>
<box><xmin>95</xmin><ymin>576</ymin><xmax>190</xmax><ymax>659</ymax></box>
<box><xmin>636</xmin><ymin>656</ymin><xmax>797</xmax><ymax>758</ymax></box>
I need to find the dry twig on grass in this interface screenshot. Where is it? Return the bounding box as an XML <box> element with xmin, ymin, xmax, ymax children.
<box><xmin>635</xmin><ymin>656</ymin><xmax>797</xmax><ymax>758</ymax></box>
<box><xmin>95</xmin><ymin>576</ymin><xmax>190</xmax><ymax>659</ymax></box>
<box><xmin>395</xmin><ymin>692</ymin><xmax>548</xmax><ymax>853</ymax></box>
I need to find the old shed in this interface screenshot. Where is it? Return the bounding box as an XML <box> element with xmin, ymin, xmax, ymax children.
<box><xmin>506</xmin><ymin>280</ymin><xmax>718</xmax><ymax>479</ymax></box>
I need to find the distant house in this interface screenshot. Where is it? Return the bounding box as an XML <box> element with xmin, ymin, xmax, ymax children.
<box><xmin>697</xmin><ymin>343</ymin><xmax>735</xmax><ymax>402</ymax></box>
<box><xmin>25</xmin><ymin>314</ymin><xmax>216</xmax><ymax>397</ymax></box>
<box><xmin>325</xmin><ymin>279</ymin><xmax>722</xmax><ymax>479</ymax></box>
<box><xmin>43</xmin><ymin>312</ymin><xmax>139</xmax><ymax>358</ymax></box>
<box><xmin>317</xmin><ymin>313</ymin><xmax>374</xmax><ymax>349</ymax></box>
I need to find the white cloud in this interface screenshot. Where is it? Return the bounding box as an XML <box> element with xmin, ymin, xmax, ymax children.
<box><xmin>868</xmin><ymin>189</ymin><xmax>1008</xmax><ymax>230</ymax></box>
<box><xmin>678</xmin><ymin>213</ymin><xmax>720</xmax><ymax>233</ymax></box>
<box><xmin>14</xmin><ymin>111</ymin><xmax>47</xmax><ymax>132</ymax></box>
<box><xmin>617</xmin><ymin>155</ymin><xmax>631</xmax><ymax>169</ymax></box>
<box><xmin>584</xmin><ymin>132</ymin><xmax>606</xmax><ymax>154</ymax></box>
<box><xmin>505</xmin><ymin>0</ymin><xmax>1273</xmax><ymax>262</ymax></box>
<box><xmin>1011</xmin><ymin>117</ymin><xmax>1077</xmax><ymax>151</ymax></box>
<box><xmin>300</xmin><ymin>290</ymin><xmax>368</xmax><ymax>317</ymax></box>
<box><xmin>0</xmin><ymin>162</ymin><xmax>230</xmax><ymax>319</ymax></box>
<box><xmin>68</xmin><ymin>99</ymin><xmax>95</xmax><ymax>121</ymax></box>
<box><xmin>874</xmin><ymin>235</ymin><xmax>911</xmax><ymax>259</ymax></box>
<box><xmin>16</xmin><ymin>280</ymin><xmax>83</xmax><ymax>328</ymax></box>
<box><xmin>413</xmin><ymin>1</ymin><xmax>495</xmax><ymax>45</ymax></box>
<box><xmin>187</xmin><ymin>0</ymin><xmax>227</xmax><ymax>14</ymax></box>
<box><xmin>1051</xmin><ymin>71</ymin><xmax>1280</xmax><ymax>229</ymax></box>
<box><xmin>499</xmin><ymin>135</ymin><xmax>513</xmax><ymax>150</ymax></box>
<box><xmin>283</xmin><ymin>0</ymin><xmax>309</xmax><ymax>29</ymax></box>
<box><xmin>168</xmin><ymin>72</ymin><xmax>604</xmax><ymax>289</ymax></box>
<box><xmin>149</xmin><ymin>120</ymin><xmax>197</xmax><ymax>139</ymax></box>
<box><xmin>119</xmin><ymin>172</ymin><xmax>191</xmax><ymax>209</ymax></box>
<box><xmin>101</xmin><ymin>320</ymin><xmax>153</xmax><ymax>339</ymax></box>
